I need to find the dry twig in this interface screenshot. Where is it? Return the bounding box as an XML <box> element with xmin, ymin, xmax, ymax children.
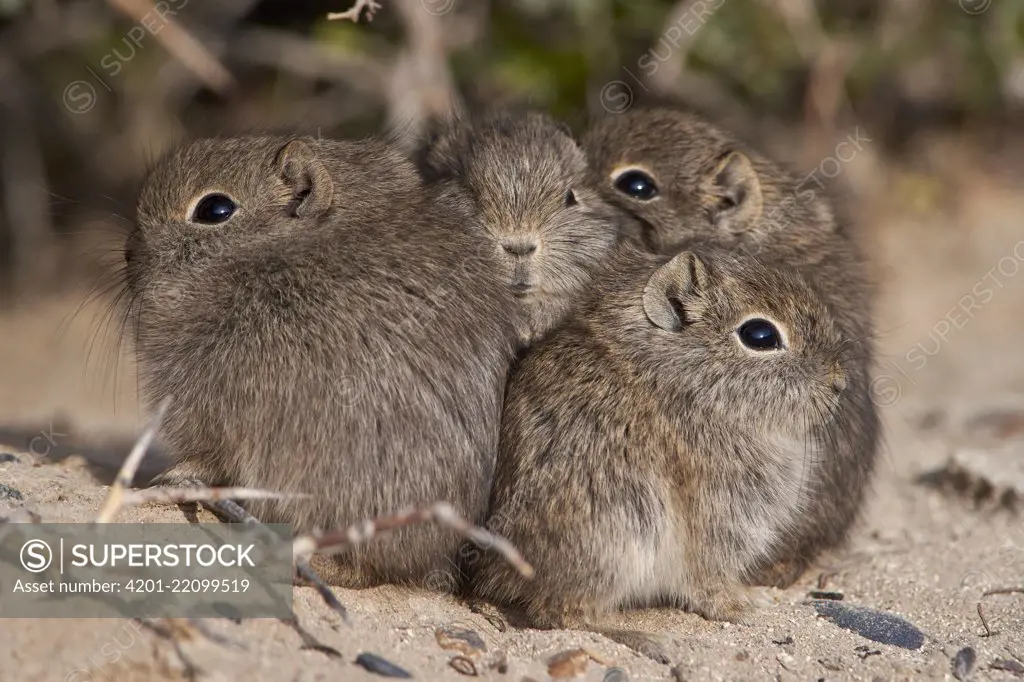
<box><xmin>386</xmin><ymin>0</ymin><xmax>459</xmax><ymax>149</ymax></box>
<box><xmin>95</xmin><ymin>397</ymin><xmax>302</xmax><ymax>522</ymax></box>
<box><xmin>104</xmin><ymin>0</ymin><xmax>237</xmax><ymax>95</ymax></box>
<box><xmin>292</xmin><ymin>502</ymin><xmax>535</xmax><ymax>579</ymax></box>
<box><xmin>976</xmin><ymin>587</ymin><xmax>1024</xmax><ymax>637</ymax></box>
<box><xmin>211</xmin><ymin>498</ymin><xmax>350</xmax><ymax>622</ymax></box>
<box><xmin>328</xmin><ymin>0</ymin><xmax>382</xmax><ymax>22</ymax></box>
<box><xmin>982</xmin><ymin>587</ymin><xmax>1024</xmax><ymax>598</ymax></box>
<box><xmin>95</xmin><ymin>395</ymin><xmax>173</xmax><ymax>523</ymax></box>
<box><xmin>122</xmin><ymin>486</ymin><xmax>305</xmax><ymax>508</ymax></box>
<box><xmin>977</xmin><ymin>602</ymin><xmax>995</xmax><ymax>637</ymax></box>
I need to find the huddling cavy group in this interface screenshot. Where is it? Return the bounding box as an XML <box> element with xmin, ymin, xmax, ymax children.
<box><xmin>123</xmin><ymin>103</ymin><xmax>879</xmax><ymax>652</ymax></box>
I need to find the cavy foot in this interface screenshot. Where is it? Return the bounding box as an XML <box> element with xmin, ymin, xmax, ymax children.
<box><xmin>748</xmin><ymin>557</ymin><xmax>809</xmax><ymax>588</ymax></box>
<box><xmin>692</xmin><ymin>587</ymin><xmax>754</xmax><ymax>624</ymax></box>
<box><xmin>307</xmin><ymin>554</ymin><xmax>383</xmax><ymax>589</ymax></box>
<box><xmin>149</xmin><ymin>461</ymin><xmax>216</xmax><ymax>489</ymax></box>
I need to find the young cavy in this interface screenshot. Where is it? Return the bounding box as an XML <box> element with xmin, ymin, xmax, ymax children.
<box><xmin>125</xmin><ymin>135</ymin><xmax>517</xmax><ymax>588</ymax></box>
<box><xmin>473</xmin><ymin>245</ymin><xmax>848</xmax><ymax>633</ymax></box>
<box><xmin>583</xmin><ymin>106</ymin><xmax>879</xmax><ymax>587</ymax></box>
<box><xmin>583</xmin><ymin>106</ymin><xmax>838</xmax><ymax>254</ymax></box>
<box><xmin>416</xmin><ymin>110</ymin><xmax>631</xmax><ymax>345</ymax></box>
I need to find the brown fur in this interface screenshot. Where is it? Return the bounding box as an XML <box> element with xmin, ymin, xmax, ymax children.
<box><xmin>415</xmin><ymin>110</ymin><xmax>632</xmax><ymax>346</ymax></box>
<box><xmin>125</xmin><ymin>135</ymin><xmax>518</xmax><ymax>588</ymax></box>
<box><xmin>583</xmin><ymin>106</ymin><xmax>880</xmax><ymax>586</ymax></box>
<box><xmin>474</xmin><ymin>244</ymin><xmax>848</xmax><ymax>628</ymax></box>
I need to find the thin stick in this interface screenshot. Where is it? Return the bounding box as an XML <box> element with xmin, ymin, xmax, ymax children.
<box><xmin>327</xmin><ymin>0</ymin><xmax>382</xmax><ymax>22</ymax></box>
<box><xmin>293</xmin><ymin>502</ymin><xmax>535</xmax><ymax>579</ymax></box>
<box><xmin>95</xmin><ymin>395</ymin><xmax>172</xmax><ymax>523</ymax></box>
<box><xmin>105</xmin><ymin>0</ymin><xmax>237</xmax><ymax>94</ymax></box>
<box><xmin>977</xmin><ymin>602</ymin><xmax>994</xmax><ymax>638</ymax></box>
<box><xmin>212</xmin><ymin>498</ymin><xmax>350</xmax><ymax>623</ymax></box>
<box><xmin>975</xmin><ymin>587</ymin><xmax>1024</xmax><ymax>637</ymax></box>
<box><xmin>121</xmin><ymin>487</ymin><xmax>307</xmax><ymax>507</ymax></box>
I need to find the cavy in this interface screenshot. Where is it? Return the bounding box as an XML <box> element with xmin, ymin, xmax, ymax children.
<box><xmin>417</xmin><ymin>110</ymin><xmax>632</xmax><ymax>345</ymax></box>
<box><xmin>126</xmin><ymin>135</ymin><xmax>517</xmax><ymax>588</ymax></box>
<box><xmin>474</xmin><ymin>244</ymin><xmax>848</xmax><ymax>633</ymax></box>
<box><xmin>584</xmin><ymin>106</ymin><xmax>880</xmax><ymax>586</ymax></box>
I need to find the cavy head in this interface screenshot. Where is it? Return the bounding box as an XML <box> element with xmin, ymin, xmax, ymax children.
<box><xmin>418</xmin><ymin>111</ymin><xmax>624</xmax><ymax>301</ymax></box>
<box><xmin>584</xmin><ymin>108</ymin><xmax>768</xmax><ymax>251</ymax></box>
<box><xmin>620</xmin><ymin>247</ymin><xmax>848</xmax><ymax>434</ymax></box>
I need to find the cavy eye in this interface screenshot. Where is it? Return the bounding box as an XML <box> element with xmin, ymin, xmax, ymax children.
<box><xmin>191</xmin><ymin>193</ymin><xmax>236</xmax><ymax>224</ymax></box>
<box><xmin>565</xmin><ymin>189</ymin><xmax>578</xmax><ymax>207</ymax></box>
<box><xmin>613</xmin><ymin>169</ymin><xmax>658</xmax><ymax>201</ymax></box>
<box><xmin>737</xmin><ymin>318</ymin><xmax>783</xmax><ymax>351</ymax></box>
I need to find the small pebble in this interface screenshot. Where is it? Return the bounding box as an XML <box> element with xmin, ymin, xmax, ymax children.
<box><xmin>355</xmin><ymin>652</ymin><xmax>412</xmax><ymax>678</ymax></box>
<box><xmin>435</xmin><ymin>625</ymin><xmax>487</xmax><ymax>657</ymax></box>
<box><xmin>603</xmin><ymin>667</ymin><xmax>629</xmax><ymax>682</ymax></box>
<box><xmin>812</xmin><ymin>601</ymin><xmax>924</xmax><ymax>650</ymax></box>
<box><xmin>776</xmin><ymin>652</ymin><xmax>796</xmax><ymax>671</ymax></box>
<box><xmin>0</xmin><ymin>453</ymin><xmax>18</xmax><ymax>463</ymax></box>
<box><xmin>449</xmin><ymin>656</ymin><xmax>477</xmax><ymax>676</ymax></box>
<box><xmin>548</xmin><ymin>649</ymin><xmax>590</xmax><ymax>679</ymax></box>
<box><xmin>854</xmin><ymin>645</ymin><xmax>882</xmax><ymax>660</ymax></box>
<box><xmin>771</xmin><ymin>635</ymin><xmax>794</xmax><ymax>646</ymax></box>
<box><xmin>489</xmin><ymin>651</ymin><xmax>508</xmax><ymax>674</ymax></box>
<box><xmin>952</xmin><ymin>646</ymin><xmax>976</xmax><ymax>681</ymax></box>
<box><xmin>0</xmin><ymin>483</ymin><xmax>23</xmax><ymax>501</ymax></box>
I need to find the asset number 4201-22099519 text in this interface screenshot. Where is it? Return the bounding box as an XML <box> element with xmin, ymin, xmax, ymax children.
<box><xmin>124</xmin><ymin>578</ymin><xmax>251</xmax><ymax>593</ymax></box>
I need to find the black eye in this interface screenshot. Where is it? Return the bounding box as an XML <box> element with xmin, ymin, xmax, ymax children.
<box><xmin>192</xmin><ymin>193</ymin><xmax>236</xmax><ymax>224</ymax></box>
<box><xmin>738</xmin><ymin>318</ymin><xmax>783</xmax><ymax>351</ymax></box>
<box><xmin>565</xmin><ymin>189</ymin><xmax>578</xmax><ymax>207</ymax></box>
<box><xmin>613</xmin><ymin>170</ymin><xmax>658</xmax><ymax>200</ymax></box>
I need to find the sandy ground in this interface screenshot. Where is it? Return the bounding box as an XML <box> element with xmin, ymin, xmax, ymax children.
<box><xmin>2</xmin><ymin>140</ymin><xmax>1024</xmax><ymax>681</ymax></box>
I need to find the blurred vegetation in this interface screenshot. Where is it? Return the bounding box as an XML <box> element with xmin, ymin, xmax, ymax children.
<box><xmin>1</xmin><ymin>0</ymin><xmax>1023</xmax><ymax>299</ymax></box>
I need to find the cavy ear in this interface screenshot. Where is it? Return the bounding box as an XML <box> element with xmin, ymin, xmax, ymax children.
<box><xmin>553</xmin><ymin>119</ymin><xmax>584</xmax><ymax>149</ymax></box>
<box><xmin>276</xmin><ymin>139</ymin><xmax>333</xmax><ymax>218</ymax></box>
<box><xmin>703</xmin><ymin>151</ymin><xmax>763</xmax><ymax>231</ymax></box>
<box><xmin>643</xmin><ymin>251</ymin><xmax>708</xmax><ymax>331</ymax></box>
<box><xmin>412</xmin><ymin>114</ymin><xmax>465</xmax><ymax>181</ymax></box>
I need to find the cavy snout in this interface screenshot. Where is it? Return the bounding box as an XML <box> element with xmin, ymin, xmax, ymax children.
<box><xmin>501</xmin><ymin>236</ymin><xmax>538</xmax><ymax>257</ymax></box>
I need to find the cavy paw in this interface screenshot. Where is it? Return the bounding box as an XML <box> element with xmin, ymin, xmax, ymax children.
<box><xmin>748</xmin><ymin>557</ymin><xmax>809</xmax><ymax>588</ymax></box>
<box><xmin>693</xmin><ymin>587</ymin><xmax>754</xmax><ymax>624</ymax></box>
<box><xmin>149</xmin><ymin>460</ymin><xmax>217</xmax><ymax>489</ymax></box>
<box><xmin>307</xmin><ymin>555</ymin><xmax>381</xmax><ymax>589</ymax></box>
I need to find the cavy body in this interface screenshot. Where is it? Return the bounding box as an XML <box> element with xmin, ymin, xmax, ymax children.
<box><xmin>584</xmin><ymin>107</ymin><xmax>880</xmax><ymax>586</ymax></box>
<box><xmin>416</xmin><ymin>110</ymin><xmax>628</xmax><ymax>345</ymax></box>
<box><xmin>126</xmin><ymin>135</ymin><xmax>517</xmax><ymax>587</ymax></box>
<box><xmin>474</xmin><ymin>245</ymin><xmax>848</xmax><ymax>627</ymax></box>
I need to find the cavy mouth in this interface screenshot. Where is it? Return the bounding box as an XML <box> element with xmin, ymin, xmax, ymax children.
<box><xmin>510</xmin><ymin>282</ymin><xmax>534</xmax><ymax>297</ymax></box>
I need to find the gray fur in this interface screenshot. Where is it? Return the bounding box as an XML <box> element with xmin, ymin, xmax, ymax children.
<box><xmin>416</xmin><ymin>110</ymin><xmax>631</xmax><ymax>346</ymax></box>
<box><xmin>583</xmin><ymin>106</ymin><xmax>880</xmax><ymax>586</ymax></box>
<box><xmin>473</xmin><ymin>244</ymin><xmax>848</xmax><ymax>626</ymax></box>
<box><xmin>125</xmin><ymin>135</ymin><xmax>517</xmax><ymax>588</ymax></box>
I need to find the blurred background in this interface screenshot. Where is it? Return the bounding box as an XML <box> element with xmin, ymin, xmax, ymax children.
<box><xmin>1</xmin><ymin>0</ymin><xmax>1023</xmax><ymax>471</ymax></box>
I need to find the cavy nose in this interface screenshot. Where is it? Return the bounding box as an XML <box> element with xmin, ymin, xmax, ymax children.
<box><xmin>501</xmin><ymin>237</ymin><xmax>538</xmax><ymax>257</ymax></box>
